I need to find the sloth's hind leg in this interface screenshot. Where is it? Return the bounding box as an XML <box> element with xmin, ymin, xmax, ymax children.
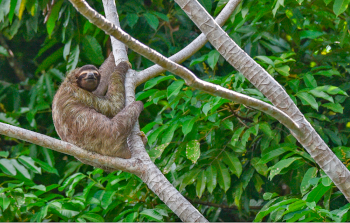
<box><xmin>109</xmin><ymin>101</ymin><xmax>144</xmax><ymax>158</ymax></box>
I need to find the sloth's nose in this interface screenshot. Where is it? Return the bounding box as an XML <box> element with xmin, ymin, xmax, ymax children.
<box><xmin>87</xmin><ymin>72</ymin><xmax>95</xmax><ymax>79</ymax></box>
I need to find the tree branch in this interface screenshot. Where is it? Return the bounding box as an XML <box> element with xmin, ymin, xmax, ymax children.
<box><xmin>174</xmin><ymin>0</ymin><xmax>350</xmax><ymax>202</ymax></box>
<box><xmin>135</xmin><ymin>0</ymin><xmax>241</xmax><ymax>86</ymax></box>
<box><xmin>67</xmin><ymin>0</ymin><xmax>302</xmax><ymax>139</ymax></box>
<box><xmin>0</xmin><ymin>122</ymin><xmax>139</xmax><ymax>173</ymax></box>
<box><xmin>0</xmin><ymin>35</ymin><xmax>26</xmax><ymax>82</ymax></box>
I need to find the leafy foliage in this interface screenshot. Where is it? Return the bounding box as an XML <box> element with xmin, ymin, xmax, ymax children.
<box><xmin>1</xmin><ymin>0</ymin><xmax>350</xmax><ymax>221</ymax></box>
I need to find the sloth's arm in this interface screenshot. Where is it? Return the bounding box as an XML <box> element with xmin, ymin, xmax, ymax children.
<box><xmin>104</xmin><ymin>61</ymin><xmax>131</xmax><ymax>112</ymax></box>
<box><xmin>93</xmin><ymin>53</ymin><xmax>117</xmax><ymax>96</ymax></box>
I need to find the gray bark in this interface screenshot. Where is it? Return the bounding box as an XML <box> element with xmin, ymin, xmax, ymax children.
<box><xmin>174</xmin><ymin>0</ymin><xmax>350</xmax><ymax>201</ymax></box>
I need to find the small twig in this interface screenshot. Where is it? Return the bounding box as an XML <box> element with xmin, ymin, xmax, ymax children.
<box><xmin>0</xmin><ymin>35</ymin><xmax>26</xmax><ymax>82</ymax></box>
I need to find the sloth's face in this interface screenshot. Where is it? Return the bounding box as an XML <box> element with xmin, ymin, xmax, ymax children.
<box><xmin>76</xmin><ymin>65</ymin><xmax>101</xmax><ymax>92</ymax></box>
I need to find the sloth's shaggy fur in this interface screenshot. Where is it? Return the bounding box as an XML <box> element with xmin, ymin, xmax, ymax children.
<box><xmin>52</xmin><ymin>54</ymin><xmax>143</xmax><ymax>159</ymax></box>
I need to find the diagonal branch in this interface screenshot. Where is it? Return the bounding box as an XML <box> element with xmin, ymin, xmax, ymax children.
<box><xmin>68</xmin><ymin>0</ymin><xmax>302</xmax><ymax>139</ymax></box>
<box><xmin>0</xmin><ymin>35</ymin><xmax>26</xmax><ymax>82</ymax></box>
<box><xmin>174</xmin><ymin>0</ymin><xmax>350</xmax><ymax>202</ymax></box>
<box><xmin>135</xmin><ymin>0</ymin><xmax>241</xmax><ymax>85</ymax></box>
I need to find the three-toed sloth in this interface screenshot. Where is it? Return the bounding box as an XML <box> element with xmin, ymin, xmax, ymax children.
<box><xmin>52</xmin><ymin>53</ymin><xmax>143</xmax><ymax>159</ymax></box>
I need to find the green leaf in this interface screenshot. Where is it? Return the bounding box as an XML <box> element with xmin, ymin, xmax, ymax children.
<box><xmin>0</xmin><ymin>151</ymin><xmax>9</xmax><ymax>158</ymax></box>
<box><xmin>140</xmin><ymin>209</ymin><xmax>163</xmax><ymax>221</ymax></box>
<box><xmin>18</xmin><ymin>156</ymin><xmax>41</xmax><ymax>174</ymax></box>
<box><xmin>186</xmin><ymin>140</ymin><xmax>200</xmax><ymax>163</ymax></box>
<box><xmin>263</xmin><ymin>192</ymin><xmax>279</xmax><ymax>200</ymax></box>
<box><xmin>333</xmin><ymin>0</ymin><xmax>350</xmax><ymax>16</ymax></box>
<box><xmin>144</xmin><ymin>13</ymin><xmax>159</xmax><ymax>30</ymax></box>
<box><xmin>222</xmin><ymin>119</ymin><xmax>233</xmax><ymax>131</ymax></box>
<box><xmin>167</xmin><ymin>80</ymin><xmax>184</xmax><ymax>99</ymax></box>
<box><xmin>241</xmin><ymin>125</ymin><xmax>259</xmax><ymax>146</ymax></box>
<box><xmin>199</xmin><ymin>0</ymin><xmax>212</xmax><ymax>12</ymax></box>
<box><xmin>0</xmin><ymin>193</ymin><xmax>10</xmax><ymax>211</ymax></box>
<box><xmin>202</xmin><ymin>103</ymin><xmax>211</xmax><ymax>116</ymax></box>
<box><xmin>8</xmin><ymin>0</ymin><xmax>17</xmax><ymax>24</ymax></box>
<box><xmin>127</xmin><ymin>13</ymin><xmax>139</xmax><ymax>28</ymax></box>
<box><xmin>206</xmin><ymin>165</ymin><xmax>217</xmax><ymax>193</ymax></box>
<box><xmin>152</xmin><ymin>11</ymin><xmax>169</xmax><ymax>21</ymax></box>
<box><xmin>314</xmin><ymin>69</ymin><xmax>341</xmax><ymax>77</ymax></box>
<box><xmin>0</xmin><ymin>46</ymin><xmax>8</xmax><ymax>56</ymax></box>
<box><xmin>66</xmin><ymin>45</ymin><xmax>80</xmax><ymax>73</ymax></box>
<box><xmin>33</xmin><ymin>158</ymin><xmax>59</xmax><ymax>175</ymax></box>
<box><xmin>57</xmin><ymin>205</ymin><xmax>80</xmax><ymax>218</ymax></box>
<box><xmin>324</xmin><ymin>0</ymin><xmax>332</xmax><ymax>5</ymax></box>
<box><xmin>207</xmin><ymin>50</ymin><xmax>220</xmax><ymax>70</ymax></box>
<box><xmin>180</xmin><ymin>169</ymin><xmax>201</xmax><ymax>191</ymax></box>
<box><xmin>149</xmin><ymin>143</ymin><xmax>169</xmax><ymax>160</ymax></box>
<box><xmin>0</xmin><ymin>159</ymin><xmax>16</xmax><ymax>175</ymax></box>
<box><xmin>259</xmin><ymin>123</ymin><xmax>272</xmax><ymax>137</ymax></box>
<box><xmin>324</xmin><ymin>128</ymin><xmax>342</xmax><ymax>145</ymax></box>
<box><xmin>46</xmin><ymin>0</ymin><xmax>64</xmax><ymax>37</ymax></box>
<box><xmin>215</xmin><ymin>161</ymin><xmax>231</xmax><ymax>192</ymax></box>
<box><xmin>275</xmin><ymin>65</ymin><xmax>290</xmax><ymax>76</ymax></box>
<box><xmin>306</xmin><ymin>183</ymin><xmax>332</xmax><ymax>203</ymax></box>
<box><xmin>101</xmin><ymin>190</ymin><xmax>115</xmax><ymax>209</ymax></box>
<box><xmin>161</xmin><ymin>122</ymin><xmax>179</xmax><ymax>144</ymax></box>
<box><xmin>300</xmin><ymin>167</ymin><xmax>318</xmax><ymax>195</ymax></box>
<box><xmin>36</xmin><ymin>47</ymin><xmax>64</xmax><ymax>73</ymax></box>
<box><xmin>11</xmin><ymin>159</ymin><xmax>31</xmax><ymax>179</ymax></box>
<box><xmin>303</xmin><ymin>73</ymin><xmax>317</xmax><ymax>88</ymax></box>
<box><xmin>268</xmin><ymin>157</ymin><xmax>301</xmax><ymax>180</ymax></box>
<box><xmin>190</xmin><ymin>54</ymin><xmax>209</xmax><ymax>66</ymax></box>
<box><xmin>31</xmin><ymin>206</ymin><xmax>48</xmax><ymax>222</ymax></box>
<box><xmin>296</xmin><ymin>92</ymin><xmax>318</xmax><ymax>110</ymax></box>
<box><xmin>288</xmin><ymin>79</ymin><xmax>300</xmax><ymax>93</ymax></box>
<box><xmin>196</xmin><ymin>171</ymin><xmax>206</xmax><ymax>198</ymax></box>
<box><xmin>251</xmin><ymin>157</ymin><xmax>268</xmax><ymax>177</ymax></box>
<box><xmin>222</xmin><ymin>151</ymin><xmax>242</xmax><ymax>177</ymax></box>
<box><xmin>82</xmin><ymin>35</ymin><xmax>104</xmax><ymax>65</ymax></box>
<box><xmin>230</xmin><ymin>127</ymin><xmax>245</xmax><ymax>146</ymax></box>
<box><xmin>256</xmin><ymin>56</ymin><xmax>275</xmax><ymax>67</ymax></box>
<box><xmin>309</xmin><ymin>89</ymin><xmax>333</xmax><ymax>103</ymax></box>
<box><xmin>254</xmin><ymin>198</ymin><xmax>300</xmax><ymax>222</ymax></box>
<box><xmin>144</xmin><ymin>75</ymin><xmax>174</xmax><ymax>90</ymax></box>
<box><xmin>182</xmin><ymin>116</ymin><xmax>196</xmax><ymax>135</ymax></box>
<box><xmin>63</xmin><ymin>38</ymin><xmax>72</xmax><ymax>61</ymax></box>
<box><xmin>322</xmin><ymin>103</ymin><xmax>343</xmax><ymax>113</ymax></box>
<box><xmin>300</xmin><ymin>30</ymin><xmax>324</xmax><ymax>39</ymax></box>
<box><xmin>315</xmin><ymin>85</ymin><xmax>348</xmax><ymax>96</ymax></box>
<box><xmin>0</xmin><ymin>113</ymin><xmax>20</xmax><ymax>126</ymax></box>
<box><xmin>80</xmin><ymin>213</ymin><xmax>105</xmax><ymax>222</ymax></box>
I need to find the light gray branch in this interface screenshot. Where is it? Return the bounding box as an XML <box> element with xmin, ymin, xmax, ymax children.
<box><xmin>174</xmin><ymin>0</ymin><xmax>350</xmax><ymax>202</ymax></box>
<box><xmin>0</xmin><ymin>122</ymin><xmax>138</xmax><ymax>173</ymax></box>
<box><xmin>135</xmin><ymin>0</ymin><xmax>241</xmax><ymax>86</ymax></box>
<box><xmin>68</xmin><ymin>0</ymin><xmax>302</xmax><ymax>139</ymax></box>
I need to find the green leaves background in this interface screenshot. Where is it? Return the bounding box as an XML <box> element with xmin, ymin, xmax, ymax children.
<box><xmin>1</xmin><ymin>0</ymin><xmax>350</xmax><ymax>221</ymax></box>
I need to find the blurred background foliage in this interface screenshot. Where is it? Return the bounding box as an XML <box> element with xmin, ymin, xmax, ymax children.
<box><xmin>1</xmin><ymin>0</ymin><xmax>350</xmax><ymax>221</ymax></box>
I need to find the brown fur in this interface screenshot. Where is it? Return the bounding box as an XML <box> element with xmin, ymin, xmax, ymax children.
<box><xmin>52</xmin><ymin>54</ymin><xmax>143</xmax><ymax>159</ymax></box>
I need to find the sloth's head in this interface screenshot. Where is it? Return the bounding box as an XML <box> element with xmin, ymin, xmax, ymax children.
<box><xmin>76</xmin><ymin>65</ymin><xmax>101</xmax><ymax>92</ymax></box>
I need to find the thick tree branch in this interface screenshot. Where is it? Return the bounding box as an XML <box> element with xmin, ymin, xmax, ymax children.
<box><xmin>174</xmin><ymin>0</ymin><xmax>350</xmax><ymax>202</ymax></box>
<box><xmin>67</xmin><ymin>0</ymin><xmax>302</xmax><ymax>139</ymax></box>
<box><xmin>0</xmin><ymin>122</ymin><xmax>139</xmax><ymax>173</ymax></box>
<box><xmin>135</xmin><ymin>0</ymin><xmax>241</xmax><ymax>85</ymax></box>
<box><xmin>103</xmin><ymin>2</ymin><xmax>209</xmax><ymax>221</ymax></box>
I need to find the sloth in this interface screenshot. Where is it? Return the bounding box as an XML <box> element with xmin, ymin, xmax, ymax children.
<box><xmin>52</xmin><ymin>53</ymin><xmax>143</xmax><ymax>160</ymax></box>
